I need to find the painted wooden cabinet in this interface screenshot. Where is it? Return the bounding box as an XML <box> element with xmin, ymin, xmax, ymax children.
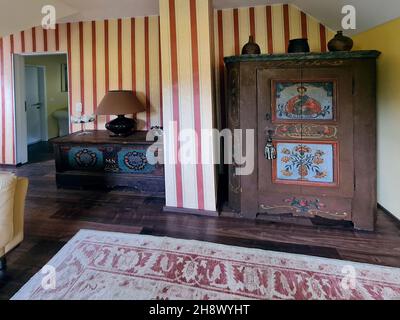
<box><xmin>224</xmin><ymin>51</ymin><xmax>380</xmax><ymax>231</ymax></box>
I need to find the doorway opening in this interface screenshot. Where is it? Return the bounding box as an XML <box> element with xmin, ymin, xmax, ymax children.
<box><xmin>14</xmin><ymin>53</ymin><xmax>69</xmax><ymax>164</ymax></box>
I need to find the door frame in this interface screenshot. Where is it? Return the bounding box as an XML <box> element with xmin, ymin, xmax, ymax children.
<box><xmin>13</xmin><ymin>52</ymin><xmax>70</xmax><ymax>165</ymax></box>
<box><xmin>13</xmin><ymin>54</ymin><xmax>28</xmax><ymax>164</ymax></box>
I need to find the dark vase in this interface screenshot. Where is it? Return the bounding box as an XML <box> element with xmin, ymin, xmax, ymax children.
<box><xmin>288</xmin><ymin>38</ymin><xmax>310</xmax><ymax>53</ymax></box>
<box><xmin>328</xmin><ymin>31</ymin><xmax>353</xmax><ymax>52</ymax></box>
<box><xmin>241</xmin><ymin>36</ymin><xmax>261</xmax><ymax>55</ymax></box>
<box><xmin>105</xmin><ymin>115</ymin><xmax>137</xmax><ymax>137</ymax></box>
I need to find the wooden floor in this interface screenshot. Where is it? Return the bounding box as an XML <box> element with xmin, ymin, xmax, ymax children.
<box><xmin>0</xmin><ymin>150</ymin><xmax>400</xmax><ymax>299</ymax></box>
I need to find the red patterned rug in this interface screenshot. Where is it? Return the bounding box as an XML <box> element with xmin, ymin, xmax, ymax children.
<box><xmin>12</xmin><ymin>230</ymin><xmax>400</xmax><ymax>300</ymax></box>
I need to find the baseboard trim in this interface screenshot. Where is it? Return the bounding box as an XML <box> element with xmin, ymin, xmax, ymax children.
<box><xmin>378</xmin><ymin>203</ymin><xmax>400</xmax><ymax>226</ymax></box>
<box><xmin>0</xmin><ymin>164</ymin><xmax>18</xmax><ymax>168</ymax></box>
<box><xmin>163</xmin><ymin>206</ymin><xmax>219</xmax><ymax>217</ymax></box>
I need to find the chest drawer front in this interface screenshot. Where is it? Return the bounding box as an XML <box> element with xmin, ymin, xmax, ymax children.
<box><xmin>67</xmin><ymin>147</ymin><xmax>105</xmax><ymax>171</ymax></box>
<box><xmin>59</xmin><ymin>144</ymin><xmax>164</xmax><ymax>176</ymax></box>
<box><xmin>117</xmin><ymin>148</ymin><xmax>159</xmax><ymax>174</ymax></box>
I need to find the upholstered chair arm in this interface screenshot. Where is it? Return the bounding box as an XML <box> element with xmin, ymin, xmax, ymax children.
<box><xmin>0</xmin><ymin>173</ymin><xmax>18</xmax><ymax>257</ymax></box>
<box><xmin>4</xmin><ymin>177</ymin><xmax>29</xmax><ymax>254</ymax></box>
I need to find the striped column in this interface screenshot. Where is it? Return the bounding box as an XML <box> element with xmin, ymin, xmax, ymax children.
<box><xmin>160</xmin><ymin>0</ymin><xmax>217</xmax><ymax>212</ymax></box>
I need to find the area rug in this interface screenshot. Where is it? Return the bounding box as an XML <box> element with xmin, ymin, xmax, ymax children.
<box><xmin>12</xmin><ymin>230</ymin><xmax>400</xmax><ymax>300</ymax></box>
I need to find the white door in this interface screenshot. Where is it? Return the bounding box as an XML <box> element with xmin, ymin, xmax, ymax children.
<box><xmin>25</xmin><ymin>66</ymin><xmax>42</xmax><ymax>145</ymax></box>
<box><xmin>14</xmin><ymin>55</ymin><xmax>28</xmax><ymax>164</ymax></box>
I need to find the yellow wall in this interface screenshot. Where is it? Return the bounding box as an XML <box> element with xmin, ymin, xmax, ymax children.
<box><xmin>353</xmin><ymin>18</ymin><xmax>400</xmax><ymax>220</ymax></box>
<box><xmin>25</xmin><ymin>54</ymin><xmax>68</xmax><ymax>139</ymax></box>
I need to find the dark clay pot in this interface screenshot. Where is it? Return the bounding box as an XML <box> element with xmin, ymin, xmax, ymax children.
<box><xmin>328</xmin><ymin>31</ymin><xmax>353</xmax><ymax>52</ymax></box>
<box><xmin>288</xmin><ymin>38</ymin><xmax>310</xmax><ymax>53</ymax></box>
<box><xmin>241</xmin><ymin>36</ymin><xmax>261</xmax><ymax>55</ymax></box>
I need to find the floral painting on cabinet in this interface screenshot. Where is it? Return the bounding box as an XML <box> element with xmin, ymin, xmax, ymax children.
<box><xmin>274</xmin><ymin>142</ymin><xmax>336</xmax><ymax>184</ymax></box>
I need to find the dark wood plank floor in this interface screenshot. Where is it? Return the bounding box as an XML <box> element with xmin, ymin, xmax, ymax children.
<box><xmin>1</xmin><ymin>154</ymin><xmax>399</xmax><ymax>299</ymax></box>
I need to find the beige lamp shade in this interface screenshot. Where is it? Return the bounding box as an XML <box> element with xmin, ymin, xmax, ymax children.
<box><xmin>96</xmin><ymin>90</ymin><xmax>146</xmax><ymax>116</ymax></box>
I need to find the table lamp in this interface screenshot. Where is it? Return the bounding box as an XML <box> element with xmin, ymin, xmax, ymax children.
<box><xmin>96</xmin><ymin>90</ymin><xmax>146</xmax><ymax>137</ymax></box>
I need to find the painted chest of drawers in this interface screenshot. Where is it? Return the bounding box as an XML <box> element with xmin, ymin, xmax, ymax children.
<box><xmin>52</xmin><ymin>130</ymin><xmax>165</xmax><ymax>196</ymax></box>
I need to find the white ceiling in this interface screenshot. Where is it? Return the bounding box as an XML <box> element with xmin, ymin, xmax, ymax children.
<box><xmin>0</xmin><ymin>0</ymin><xmax>77</xmax><ymax>37</ymax></box>
<box><xmin>214</xmin><ymin>0</ymin><xmax>400</xmax><ymax>35</ymax></box>
<box><xmin>59</xmin><ymin>0</ymin><xmax>159</xmax><ymax>23</ymax></box>
<box><xmin>1</xmin><ymin>0</ymin><xmax>400</xmax><ymax>37</ymax></box>
<box><xmin>290</xmin><ymin>0</ymin><xmax>400</xmax><ymax>35</ymax></box>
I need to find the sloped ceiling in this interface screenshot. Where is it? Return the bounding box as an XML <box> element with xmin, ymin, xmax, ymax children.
<box><xmin>59</xmin><ymin>0</ymin><xmax>159</xmax><ymax>23</ymax></box>
<box><xmin>0</xmin><ymin>0</ymin><xmax>77</xmax><ymax>37</ymax></box>
<box><xmin>289</xmin><ymin>0</ymin><xmax>400</xmax><ymax>35</ymax></box>
<box><xmin>214</xmin><ymin>0</ymin><xmax>400</xmax><ymax>35</ymax></box>
<box><xmin>1</xmin><ymin>0</ymin><xmax>400</xmax><ymax>37</ymax></box>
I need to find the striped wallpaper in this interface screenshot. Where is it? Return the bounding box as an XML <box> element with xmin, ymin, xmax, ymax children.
<box><xmin>213</xmin><ymin>4</ymin><xmax>335</xmax><ymax>127</ymax></box>
<box><xmin>160</xmin><ymin>0</ymin><xmax>217</xmax><ymax>212</ymax></box>
<box><xmin>0</xmin><ymin>1</ymin><xmax>333</xmax><ymax>213</ymax></box>
<box><xmin>0</xmin><ymin>16</ymin><xmax>162</xmax><ymax>165</ymax></box>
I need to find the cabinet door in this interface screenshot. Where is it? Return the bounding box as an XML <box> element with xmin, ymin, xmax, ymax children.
<box><xmin>257</xmin><ymin>67</ymin><xmax>354</xmax><ymax>221</ymax></box>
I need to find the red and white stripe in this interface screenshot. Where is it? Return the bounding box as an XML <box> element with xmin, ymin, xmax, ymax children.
<box><xmin>160</xmin><ymin>0</ymin><xmax>217</xmax><ymax>211</ymax></box>
<box><xmin>0</xmin><ymin>3</ymin><xmax>332</xmax><ymax>215</ymax></box>
<box><xmin>213</xmin><ymin>3</ymin><xmax>334</xmax><ymax>130</ymax></box>
<box><xmin>0</xmin><ymin>17</ymin><xmax>162</xmax><ymax>165</ymax></box>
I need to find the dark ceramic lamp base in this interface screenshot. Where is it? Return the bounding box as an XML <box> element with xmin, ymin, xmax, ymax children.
<box><xmin>288</xmin><ymin>38</ymin><xmax>310</xmax><ymax>53</ymax></box>
<box><xmin>105</xmin><ymin>115</ymin><xmax>137</xmax><ymax>137</ymax></box>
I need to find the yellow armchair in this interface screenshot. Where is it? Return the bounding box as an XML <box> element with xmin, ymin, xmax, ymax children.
<box><xmin>0</xmin><ymin>172</ymin><xmax>28</xmax><ymax>272</ymax></box>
